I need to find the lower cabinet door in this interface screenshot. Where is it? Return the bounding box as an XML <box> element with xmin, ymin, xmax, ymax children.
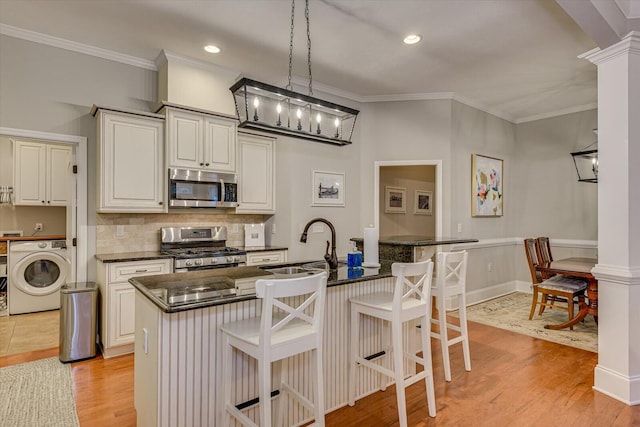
<box><xmin>109</xmin><ymin>283</ymin><xmax>136</xmax><ymax>348</ymax></box>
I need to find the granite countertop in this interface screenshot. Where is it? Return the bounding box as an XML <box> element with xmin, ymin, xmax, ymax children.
<box><xmin>350</xmin><ymin>235</ymin><xmax>479</xmax><ymax>246</ymax></box>
<box><xmin>95</xmin><ymin>251</ymin><xmax>173</xmax><ymax>263</ymax></box>
<box><xmin>238</xmin><ymin>246</ymin><xmax>288</xmax><ymax>252</ymax></box>
<box><xmin>1</xmin><ymin>234</ymin><xmax>66</xmax><ymax>242</ymax></box>
<box><xmin>130</xmin><ymin>260</ymin><xmax>393</xmax><ymax>313</ymax></box>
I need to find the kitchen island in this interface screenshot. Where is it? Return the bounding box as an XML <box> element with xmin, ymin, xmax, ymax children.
<box><xmin>351</xmin><ymin>235</ymin><xmax>478</xmax><ymax>263</ymax></box>
<box><xmin>130</xmin><ymin>261</ymin><xmax>419</xmax><ymax>427</ymax></box>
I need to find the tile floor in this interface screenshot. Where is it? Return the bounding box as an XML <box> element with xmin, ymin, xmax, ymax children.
<box><xmin>0</xmin><ymin>310</ymin><xmax>59</xmax><ymax>356</ymax></box>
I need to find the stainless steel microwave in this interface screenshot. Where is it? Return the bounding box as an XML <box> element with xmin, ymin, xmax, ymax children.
<box><xmin>168</xmin><ymin>168</ymin><xmax>238</xmax><ymax>208</ymax></box>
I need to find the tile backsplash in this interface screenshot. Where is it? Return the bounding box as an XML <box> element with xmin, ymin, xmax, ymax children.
<box><xmin>97</xmin><ymin>213</ymin><xmax>268</xmax><ymax>254</ymax></box>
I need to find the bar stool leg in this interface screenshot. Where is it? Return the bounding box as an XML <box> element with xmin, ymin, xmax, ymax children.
<box><xmin>311</xmin><ymin>347</ymin><xmax>325</xmax><ymax>426</ymax></box>
<box><xmin>274</xmin><ymin>360</ymin><xmax>285</xmax><ymax>427</ymax></box>
<box><xmin>348</xmin><ymin>306</ymin><xmax>359</xmax><ymax>406</ymax></box>
<box><xmin>221</xmin><ymin>336</ymin><xmax>233</xmax><ymax>427</ymax></box>
<box><xmin>391</xmin><ymin>318</ymin><xmax>408</xmax><ymax>427</ymax></box>
<box><xmin>420</xmin><ymin>316</ymin><xmax>436</xmax><ymax>417</ymax></box>
<box><xmin>437</xmin><ymin>295</ymin><xmax>452</xmax><ymax>382</ymax></box>
<box><xmin>258</xmin><ymin>357</ymin><xmax>272</xmax><ymax>427</ymax></box>
<box><xmin>459</xmin><ymin>293</ymin><xmax>471</xmax><ymax>372</ymax></box>
<box><xmin>379</xmin><ymin>319</ymin><xmax>388</xmax><ymax>392</ymax></box>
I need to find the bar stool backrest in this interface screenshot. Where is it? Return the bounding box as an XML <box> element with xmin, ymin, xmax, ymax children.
<box><xmin>436</xmin><ymin>251</ymin><xmax>468</xmax><ymax>297</ymax></box>
<box><xmin>255</xmin><ymin>272</ymin><xmax>328</xmax><ymax>355</ymax></box>
<box><xmin>391</xmin><ymin>259</ymin><xmax>434</xmax><ymax>312</ymax></box>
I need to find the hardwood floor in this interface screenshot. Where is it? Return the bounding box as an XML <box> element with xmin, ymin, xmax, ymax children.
<box><xmin>1</xmin><ymin>320</ymin><xmax>639</xmax><ymax>426</ymax></box>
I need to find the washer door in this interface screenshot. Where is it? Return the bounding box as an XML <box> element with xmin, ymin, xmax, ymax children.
<box><xmin>12</xmin><ymin>252</ymin><xmax>69</xmax><ymax>296</ymax></box>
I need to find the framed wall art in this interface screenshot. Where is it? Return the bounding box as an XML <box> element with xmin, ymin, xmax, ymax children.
<box><xmin>472</xmin><ymin>154</ymin><xmax>503</xmax><ymax>217</ymax></box>
<box><xmin>312</xmin><ymin>170</ymin><xmax>345</xmax><ymax>206</ymax></box>
<box><xmin>414</xmin><ymin>190</ymin><xmax>433</xmax><ymax>215</ymax></box>
<box><xmin>384</xmin><ymin>186</ymin><xmax>406</xmax><ymax>213</ymax></box>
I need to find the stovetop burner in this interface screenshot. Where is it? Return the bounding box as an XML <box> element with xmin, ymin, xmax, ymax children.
<box><xmin>161</xmin><ymin>246</ymin><xmax>244</xmax><ymax>258</ymax></box>
<box><xmin>160</xmin><ymin>226</ymin><xmax>247</xmax><ymax>270</ymax></box>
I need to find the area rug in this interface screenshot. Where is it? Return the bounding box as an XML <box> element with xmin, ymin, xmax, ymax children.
<box><xmin>459</xmin><ymin>292</ymin><xmax>597</xmax><ymax>353</ymax></box>
<box><xmin>0</xmin><ymin>357</ymin><xmax>80</xmax><ymax>427</ymax></box>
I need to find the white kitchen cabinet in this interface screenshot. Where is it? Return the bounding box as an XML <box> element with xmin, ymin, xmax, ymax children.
<box><xmin>13</xmin><ymin>140</ymin><xmax>71</xmax><ymax>206</ymax></box>
<box><xmin>94</xmin><ymin>107</ymin><xmax>165</xmax><ymax>213</ymax></box>
<box><xmin>236</xmin><ymin>132</ymin><xmax>276</xmax><ymax>214</ymax></box>
<box><xmin>97</xmin><ymin>258</ymin><xmax>172</xmax><ymax>358</ymax></box>
<box><xmin>245</xmin><ymin>249</ymin><xmax>288</xmax><ymax>266</ymax></box>
<box><xmin>165</xmin><ymin>106</ymin><xmax>236</xmax><ymax>172</ymax></box>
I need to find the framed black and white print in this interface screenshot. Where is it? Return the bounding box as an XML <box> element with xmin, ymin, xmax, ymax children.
<box><xmin>312</xmin><ymin>170</ymin><xmax>345</xmax><ymax>206</ymax></box>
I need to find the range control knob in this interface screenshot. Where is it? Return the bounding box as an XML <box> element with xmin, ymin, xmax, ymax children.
<box><xmin>226</xmin><ymin>256</ymin><xmax>234</xmax><ymax>263</ymax></box>
<box><xmin>185</xmin><ymin>260</ymin><xmax>193</xmax><ymax>267</ymax></box>
<box><xmin>194</xmin><ymin>259</ymin><xmax>203</xmax><ymax>266</ymax></box>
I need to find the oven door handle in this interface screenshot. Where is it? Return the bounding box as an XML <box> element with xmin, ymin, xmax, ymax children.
<box><xmin>220</xmin><ymin>178</ymin><xmax>226</xmax><ymax>203</ymax></box>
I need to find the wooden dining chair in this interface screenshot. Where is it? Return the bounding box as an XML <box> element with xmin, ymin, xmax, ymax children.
<box><xmin>536</xmin><ymin>237</ymin><xmax>553</xmax><ymax>277</ymax></box>
<box><xmin>524</xmin><ymin>238</ymin><xmax>587</xmax><ymax>330</ymax></box>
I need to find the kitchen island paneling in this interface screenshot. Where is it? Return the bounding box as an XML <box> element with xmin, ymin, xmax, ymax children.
<box><xmin>134</xmin><ymin>267</ymin><xmax>419</xmax><ymax>427</ymax></box>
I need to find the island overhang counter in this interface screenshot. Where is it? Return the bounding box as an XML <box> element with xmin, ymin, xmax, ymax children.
<box><xmin>131</xmin><ymin>261</ymin><xmax>425</xmax><ymax>427</ymax></box>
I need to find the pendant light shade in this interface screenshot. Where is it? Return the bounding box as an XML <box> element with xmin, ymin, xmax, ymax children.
<box><xmin>230</xmin><ymin>78</ymin><xmax>359</xmax><ymax>146</ymax></box>
<box><xmin>229</xmin><ymin>0</ymin><xmax>358</xmax><ymax>146</ymax></box>
<box><xmin>570</xmin><ymin>148</ymin><xmax>598</xmax><ymax>183</ymax></box>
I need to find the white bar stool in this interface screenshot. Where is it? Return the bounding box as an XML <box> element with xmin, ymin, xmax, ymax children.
<box><xmin>220</xmin><ymin>271</ymin><xmax>328</xmax><ymax>427</ymax></box>
<box><xmin>347</xmin><ymin>260</ymin><xmax>436</xmax><ymax>427</ymax></box>
<box><xmin>430</xmin><ymin>250</ymin><xmax>470</xmax><ymax>382</ymax></box>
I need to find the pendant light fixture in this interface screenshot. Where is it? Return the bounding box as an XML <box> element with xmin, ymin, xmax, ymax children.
<box><xmin>570</xmin><ymin>130</ymin><xmax>598</xmax><ymax>183</ymax></box>
<box><xmin>230</xmin><ymin>0</ymin><xmax>359</xmax><ymax>146</ymax></box>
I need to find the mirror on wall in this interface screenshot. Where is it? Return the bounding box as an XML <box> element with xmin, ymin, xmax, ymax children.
<box><xmin>374</xmin><ymin>160</ymin><xmax>442</xmax><ymax>239</ymax></box>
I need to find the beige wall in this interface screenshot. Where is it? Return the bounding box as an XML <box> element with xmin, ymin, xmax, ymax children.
<box><xmin>379</xmin><ymin>165</ymin><xmax>436</xmax><ymax>237</ymax></box>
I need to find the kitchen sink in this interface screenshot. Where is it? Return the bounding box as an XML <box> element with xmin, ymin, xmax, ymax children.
<box><xmin>265</xmin><ymin>266</ymin><xmax>324</xmax><ymax>277</ymax></box>
<box><xmin>302</xmin><ymin>260</ymin><xmax>348</xmax><ymax>270</ymax></box>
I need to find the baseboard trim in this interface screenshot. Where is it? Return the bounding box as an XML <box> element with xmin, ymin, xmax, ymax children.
<box><xmin>445</xmin><ymin>280</ymin><xmax>523</xmax><ymax>310</ymax></box>
<box><xmin>594</xmin><ymin>364</ymin><xmax>640</xmax><ymax>405</ymax></box>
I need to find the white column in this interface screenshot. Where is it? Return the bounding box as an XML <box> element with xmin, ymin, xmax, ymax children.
<box><xmin>586</xmin><ymin>31</ymin><xmax>640</xmax><ymax>405</ymax></box>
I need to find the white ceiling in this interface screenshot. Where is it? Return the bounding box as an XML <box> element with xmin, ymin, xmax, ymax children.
<box><xmin>0</xmin><ymin>0</ymin><xmax>612</xmax><ymax>123</ymax></box>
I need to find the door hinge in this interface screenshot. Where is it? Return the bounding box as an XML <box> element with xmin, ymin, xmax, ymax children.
<box><xmin>73</xmin><ymin>165</ymin><xmax>78</xmax><ymax>174</ymax></box>
<box><xmin>72</xmin><ymin>237</ymin><xmax>77</xmax><ymax>247</ymax></box>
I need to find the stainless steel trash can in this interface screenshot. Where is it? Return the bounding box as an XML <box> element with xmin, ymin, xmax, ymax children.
<box><xmin>59</xmin><ymin>282</ymin><xmax>98</xmax><ymax>363</ymax></box>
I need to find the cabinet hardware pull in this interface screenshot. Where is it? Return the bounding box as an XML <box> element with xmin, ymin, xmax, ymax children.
<box><xmin>205</xmin><ymin>163</ymin><xmax>210</xmax><ymax>166</ymax></box>
<box><xmin>199</xmin><ymin>163</ymin><xmax>204</xmax><ymax>166</ymax></box>
<box><xmin>135</xmin><ymin>269</ymin><xmax>148</xmax><ymax>273</ymax></box>
<box><xmin>158</xmin><ymin>201</ymin><xmax>163</xmax><ymax>205</ymax></box>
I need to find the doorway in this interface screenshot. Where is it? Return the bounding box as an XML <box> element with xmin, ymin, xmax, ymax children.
<box><xmin>374</xmin><ymin>160</ymin><xmax>442</xmax><ymax>238</ymax></box>
<box><xmin>0</xmin><ymin>127</ymin><xmax>87</xmax><ymax>284</ymax></box>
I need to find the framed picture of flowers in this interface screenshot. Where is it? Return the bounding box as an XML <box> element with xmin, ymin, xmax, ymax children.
<box><xmin>472</xmin><ymin>154</ymin><xmax>503</xmax><ymax>217</ymax></box>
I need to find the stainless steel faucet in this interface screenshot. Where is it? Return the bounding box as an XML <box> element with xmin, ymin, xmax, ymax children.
<box><xmin>300</xmin><ymin>218</ymin><xmax>339</xmax><ymax>270</ymax></box>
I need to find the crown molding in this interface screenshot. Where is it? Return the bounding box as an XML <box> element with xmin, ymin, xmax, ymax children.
<box><xmin>0</xmin><ymin>24</ymin><xmax>157</xmax><ymax>71</ymax></box>
<box><xmin>514</xmin><ymin>103</ymin><xmax>598</xmax><ymax>124</ymax></box>
<box><xmin>585</xmin><ymin>31</ymin><xmax>640</xmax><ymax>64</ymax></box>
<box><xmin>155</xmin><ymin>49</ymin><xmax>240</xmax><ymax>77</ymax></box>
<box><xmin>291</xmin><ymin>76</ymin><xmax>516</xmax><ymax>122</ymax></box>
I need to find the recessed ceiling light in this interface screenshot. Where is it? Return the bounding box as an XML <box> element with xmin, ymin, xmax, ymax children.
<box><xmin>204</xmin><ymin>45</ymin><xmax>221</xmax><ymax>54</ymax></box>
<box><xmin>403</xmin><ymin>34</ymin><xmax>422</xmax><ymax>45</ymax></box>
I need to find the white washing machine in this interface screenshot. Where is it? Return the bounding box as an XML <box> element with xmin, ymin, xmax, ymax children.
<box><xmin>8</xmin><ymin>240</ymin><xmax>70</xmax><ymax>314</ymax></box>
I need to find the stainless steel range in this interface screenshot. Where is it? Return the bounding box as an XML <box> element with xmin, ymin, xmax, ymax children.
<box><xmin>161</xmin><ymin>226</ymin><xmax>246</xmax><ymax>272</ymax></box>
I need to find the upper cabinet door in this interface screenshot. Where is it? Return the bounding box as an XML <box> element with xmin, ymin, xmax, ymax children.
<box><xmin>47</xmin><ymin>144</ymin><xmax>72</xmax><ymax>206</ymax></box>
<box><xmin>236</xmin><ymin>133</ymin><xmax>275</xmax><ymax>214</ymax></box>
<box><xmin>13</xmin><ymin>140</ymin><xmax>71</xmax><ymax>206</ymax></box>
<box><xmin>165</xmin><ymin>107</ymin><xmax>237</xmax><ymax>173</ymax></box>
<box><xmin>202</xmin><ymin>116</ymin><xmax>236</xmax><ymax>173</ymax></box>
<box><xmin>13</xmin><ymin>140</ymin><xmax>46</xmax><ymax>206</ymax></box>
<box><xmin>97</xmin><ymin>110</ymin><xmax>165</xmax><ymax>213</ymax></box>
<box><xmin>167</xmin><ymin>109</ymin><xmax>203</xmax><ymax>169</ymax></box>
